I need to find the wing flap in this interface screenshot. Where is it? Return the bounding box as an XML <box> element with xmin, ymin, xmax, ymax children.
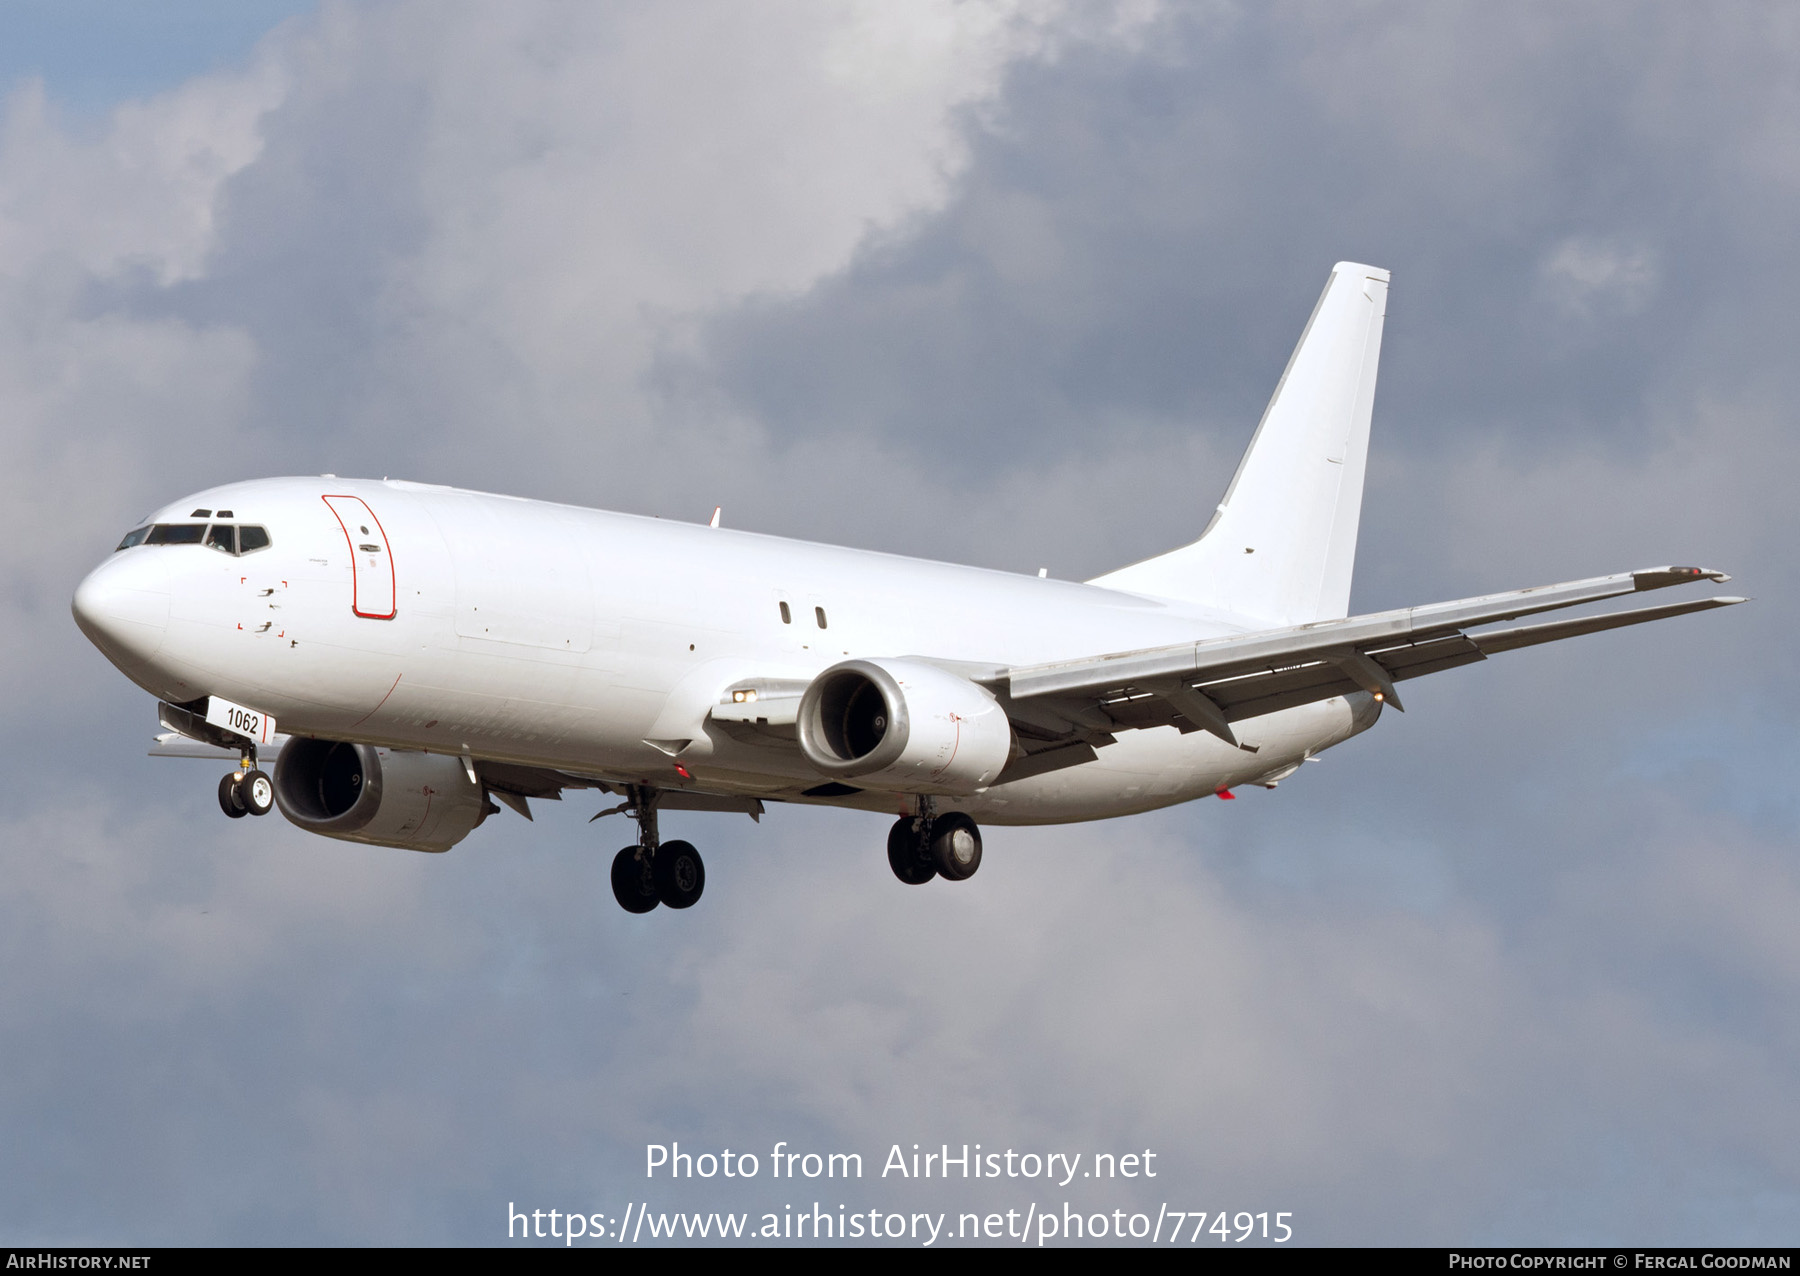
<box><xmin>1373</xmin><ymin>633</ymin><xmax>1484</xmax><ymax>678</ymax></box>
<box><xmin>1204</xmin><ymin>662</ymin><xmax>1362</xmax><ymax>718</ymax></box>
<box><xmin>477</xmin><ymin>760</ymin><xmax>603</xmax><ymax>799</ymax></box>
<box><xmin>994</xmin><ymin>742</ymin><xmax>1101</xmax><ymax>784</ymax></box>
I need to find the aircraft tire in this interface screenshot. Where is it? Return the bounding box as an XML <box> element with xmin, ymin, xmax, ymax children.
<box><xmin>886</xmin><ymin>817</ymin><xmax>936</xmax><ymax>885</ymax></box>
<box><xmin>930</xmin><ymin>812</ymin><xmax>982</xmax><ymax>881</ymax></box>
<box><xmin>241</xmin><ymin>769</ymin><xmax>274</xmax><ymax>816</ymax></box>
<box><xmin>218</xmin><ymin>773</ymin><xmax>248</xmax><ymax>819</ymax></box>
<box><xmin>653</xmin><ymin>840</ymin><xmax>705</xmax><ymax>910</ymax></box>
<box><xmin>611</xmin><ymin>847</ymin><xmax>660</xmax><ymax>914</ymax></box>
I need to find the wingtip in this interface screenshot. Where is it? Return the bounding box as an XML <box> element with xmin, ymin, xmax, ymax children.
<box><xmin>1633</xmin><ymin>566</ymin><xmax>1732</xmax><ymax>590</ymax></box>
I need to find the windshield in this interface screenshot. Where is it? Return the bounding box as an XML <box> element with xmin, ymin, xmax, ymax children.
<box><xmin>117</xmin><ymin>523</ymin><xmax>272</xmax><ymax>555</ymax></box>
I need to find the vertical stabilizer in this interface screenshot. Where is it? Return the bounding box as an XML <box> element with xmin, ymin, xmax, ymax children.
<box><xmin>1089</xmin><ymin>262</ymin><xmax>1388</xmax><ymax>624</ymax></box>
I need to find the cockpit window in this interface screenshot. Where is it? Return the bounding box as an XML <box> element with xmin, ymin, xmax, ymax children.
<box><xmin>146</xmin><ymin>523</ymin><xmax>206</xmax><ymax>545</ymax></box>
<box><xmin>117</xmin><ymin>522</ymin><xmax>273</xmax><ymax>555</ymax></box>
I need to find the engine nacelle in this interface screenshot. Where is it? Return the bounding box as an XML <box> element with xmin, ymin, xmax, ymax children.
<box><xmin>273</xmin><ymin>738</ymin><xmax>489</xmax><ymax>853</ymax></box>
<box><xmin>796</xmin><ymin>658</ymin><xmax>1013</xmax><ymax>794</ymax></box>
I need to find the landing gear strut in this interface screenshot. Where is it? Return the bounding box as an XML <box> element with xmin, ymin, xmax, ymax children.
<box><xmin>218</xmin><ymin>746</ymin><xmax>273</xmax><ymax>819</ymax></box>
<box><xmin>887</xmin><ymin>806</ymin><xmax>983</xmax><ymax>885</ymax></box>
<box><xmin>606</xmin><ymin>786</ymin><xmax>706</xmax><ymax>914</ymax></box>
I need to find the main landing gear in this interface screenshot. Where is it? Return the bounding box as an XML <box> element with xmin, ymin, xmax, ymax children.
<box><xmin>887</xmin><ymin>807</ymin><xmax>983</xmax><ymax>885</ymax></box>
<box><xmin>217</xmin><ymin>747</ymin><xmax>273</xmax><ymax>819</ymax></box>
<box><xmin>607</xmin><ymin>787</ymin><xmax>706</xmax><ymax>914</ymax></box>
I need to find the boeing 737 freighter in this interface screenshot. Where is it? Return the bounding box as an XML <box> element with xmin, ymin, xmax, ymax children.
<box><xmin>71</xmin><ymin>263</ymin><xmax>1742</xmax><ymax>913</ymax></box>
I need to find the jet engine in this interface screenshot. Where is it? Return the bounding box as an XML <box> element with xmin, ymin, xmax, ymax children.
<box><xmin>796</xmin><ymin>658</ymin><xmax>1013</xmax><ymax>794</ymax></box>
<box><xmin>272</xmin><ymin>738</ymin><xmax>489</xmax><ymax>853</ymax></box>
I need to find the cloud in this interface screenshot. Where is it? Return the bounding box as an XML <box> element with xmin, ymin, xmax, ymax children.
<box><xmin>1538</xmin><ymin>236</ymin><xmax>1659</xmax><ymax>319</ymax></box>
<box><xmin>2</xmin><ymin>0</ymin><xmax>1150</xmax><ymax>713</ymax></box>
<box><xmin>3</xmin><ymin>0</ymin><xmax>1795</xmax><ymax>1246</ymax></box>
<box><xmin>0</xmin><ymin>66</ymin><xmax>282</xmax><ymax>285</ymax></box>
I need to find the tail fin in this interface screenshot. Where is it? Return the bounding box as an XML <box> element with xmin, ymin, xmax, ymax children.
<box><xmin>1089</xmin><ymin>261</ymin><xmax>1389</xmax><ymax>625</ymax></box>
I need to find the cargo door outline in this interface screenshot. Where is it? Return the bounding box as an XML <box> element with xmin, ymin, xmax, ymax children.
<box><xmin>322</xmin><ymin>495</ymin><xmax>397</xmax><ymax>619</ymax></box>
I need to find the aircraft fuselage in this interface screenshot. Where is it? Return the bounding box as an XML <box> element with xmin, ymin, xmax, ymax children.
<box><xmin>74</xmin><ymin>475</ymin><xmax>1371</xmax><ymax>826</ymax></box>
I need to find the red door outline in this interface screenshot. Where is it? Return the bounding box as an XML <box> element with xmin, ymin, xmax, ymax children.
<box><xmin>322</xmin><ymin>494</ymin><xmax>397</xmax><ymax>619</ymax></box>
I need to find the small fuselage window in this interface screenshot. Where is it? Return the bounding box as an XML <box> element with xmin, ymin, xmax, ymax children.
<box><xmin>118</xmin><ymin>523</ymin><xmax>273</xmax><ymax>556</ymax></box>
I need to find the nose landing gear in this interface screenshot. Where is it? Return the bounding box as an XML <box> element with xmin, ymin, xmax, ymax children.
<box><xmin>218</xmin><ymin>747</ymin><xmax>273</xmax><ymax>819</ymax></box>
<box><xmin>603</xmin><ymin>787</ymin><xmax>706</xmax><ymax>914</ymax></box>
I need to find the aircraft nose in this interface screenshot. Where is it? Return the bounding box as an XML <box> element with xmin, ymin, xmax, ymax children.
<box><xmin>72</xmin><ymin>550</ymin><xmax>171</xmax><ymax>667</ymax></box>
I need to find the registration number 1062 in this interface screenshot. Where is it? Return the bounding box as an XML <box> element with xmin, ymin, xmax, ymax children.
<box><xmin>204</xmin><ymin>695</ymin><xmax>277</xmax><ymax>745</ymax></box>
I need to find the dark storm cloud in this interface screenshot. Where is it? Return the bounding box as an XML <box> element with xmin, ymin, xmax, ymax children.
<box><xmin>692</xmin><ymin>5</ymin><xmax>1800</xmax><ymax>533</ymax></box>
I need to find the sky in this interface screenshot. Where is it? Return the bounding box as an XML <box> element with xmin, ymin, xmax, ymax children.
<box><xmin>2</xmin><ymin>0</ymin><xmax>1795</xmax><ymax>1247</ymax></box>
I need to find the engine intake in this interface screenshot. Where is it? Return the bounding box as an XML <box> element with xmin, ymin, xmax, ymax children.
<box><xmin>797</xmin><ymin>659</ymin><xmax>1013</xmax><ymax>794</ymax></box>
<box><xmin>273</xmin><ymin>738</ymin><xmax>488</xmax><ymax>853</ymax></box>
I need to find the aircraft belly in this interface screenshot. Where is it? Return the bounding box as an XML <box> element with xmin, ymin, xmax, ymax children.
<box><xmin>960</xmin><ymin>695</ymin><xmax>1370</xmax><ymax>825</ymax></box>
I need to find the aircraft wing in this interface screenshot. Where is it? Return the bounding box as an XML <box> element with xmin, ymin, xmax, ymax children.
<box><xmin>994</xmin><ymin>566</ymin><xmax>1744</xmax><ymax>750</ymax></box>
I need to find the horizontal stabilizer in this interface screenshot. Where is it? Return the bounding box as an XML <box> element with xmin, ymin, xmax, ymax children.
<box><xmin>1469</xmin><ymin>595</ymin><xmax>1746</xmax><ymax>656</ymax></box>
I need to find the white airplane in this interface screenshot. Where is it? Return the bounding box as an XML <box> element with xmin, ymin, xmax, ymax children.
<box><xmin>71</xmin><ymin>262</ymin><xmax>1742</xmax><ymax>913</ymax></box>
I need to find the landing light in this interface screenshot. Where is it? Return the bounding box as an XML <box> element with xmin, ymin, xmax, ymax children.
<box><xmin>731</xmin><ymin>689</ymin><xmax>758</xmax><ymax>703</ymax></box>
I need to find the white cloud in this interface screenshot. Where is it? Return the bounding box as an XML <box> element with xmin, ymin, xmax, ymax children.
<box><xmin>1</xmin><ymin>0</ymin><xmax>1156</xmax><ymax>712</ymax></box>
<box><xmin>0</xmin><ymin>65</ymin><xmax>283</xmax><ymax>286</ymax></box>
<box><xmin>1538</xmin><ymin>235</ymin><xmax>1659</xmax><ymax>319</ymax></box>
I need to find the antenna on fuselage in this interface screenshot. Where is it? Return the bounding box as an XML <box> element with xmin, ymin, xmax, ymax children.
<box><xmin>709</xmin><ymin>506</ymin><xmax>722</xmax><ymax>529</ymax></box>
